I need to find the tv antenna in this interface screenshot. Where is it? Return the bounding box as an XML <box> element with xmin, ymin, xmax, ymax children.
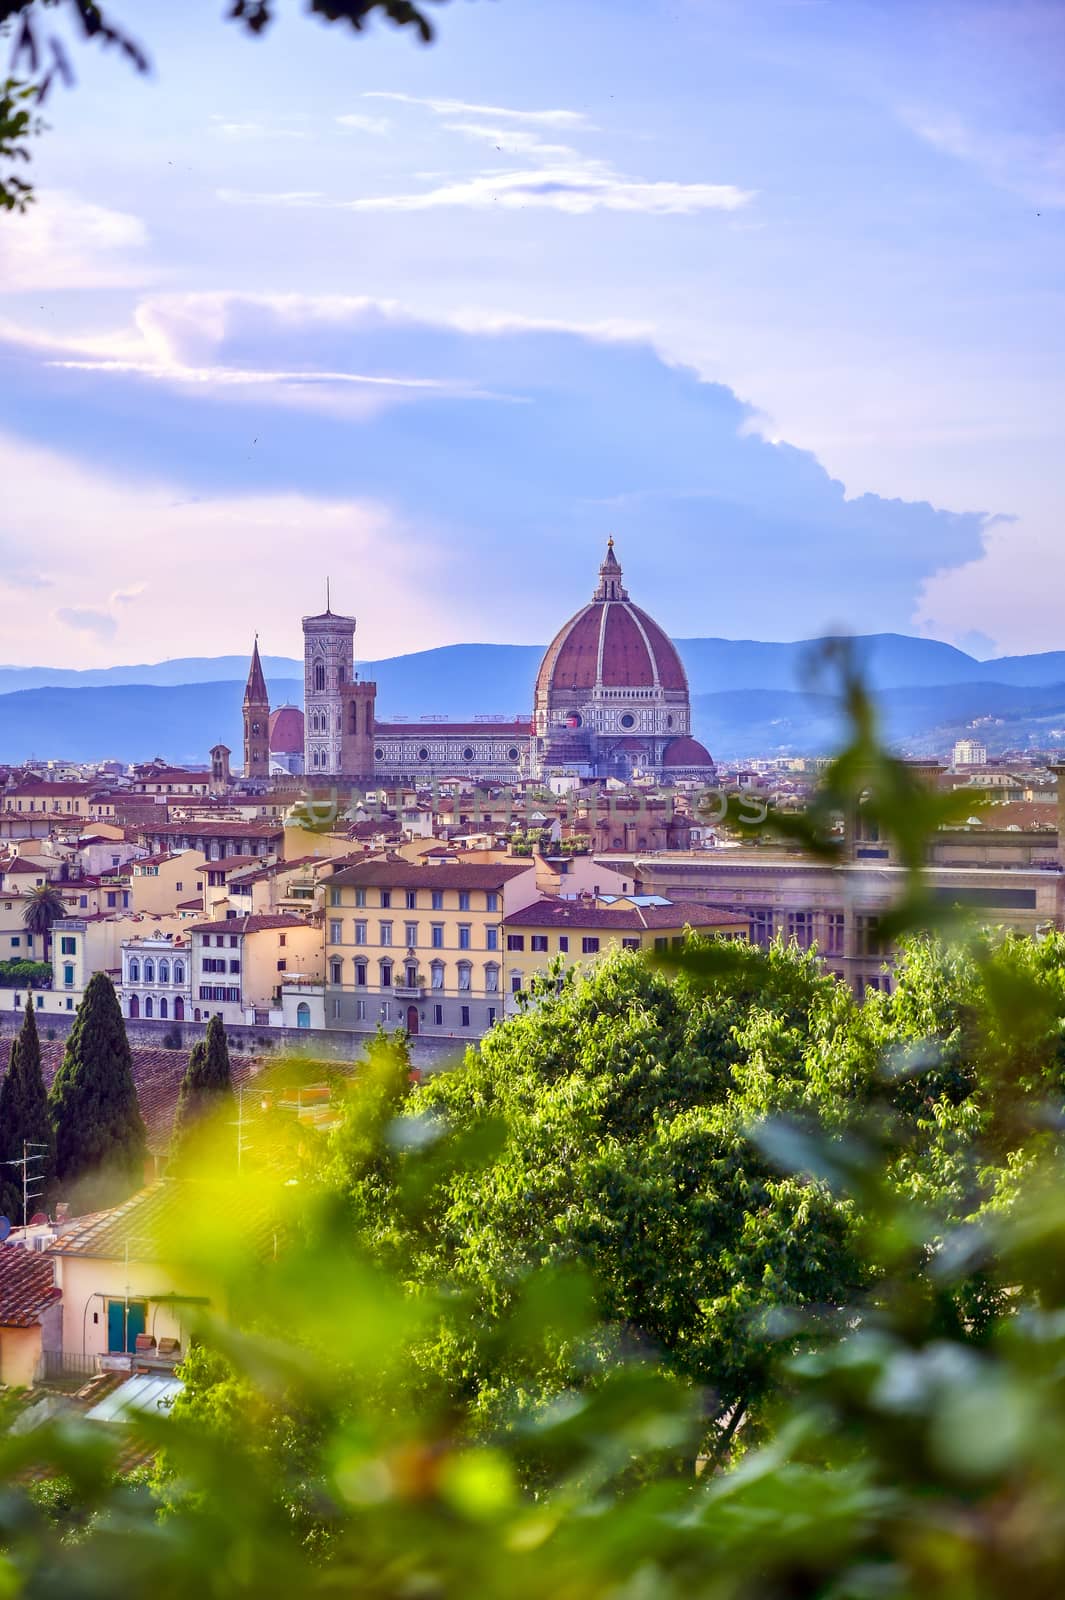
<box><xmin>1</xmin><ymin>1140</ymin><xmax>50</xmax><ymax>1225</ymax></box>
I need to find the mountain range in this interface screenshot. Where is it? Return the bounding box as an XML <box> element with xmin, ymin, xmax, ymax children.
<box><xmin>4</xmin><ymin>633</ymin><xmax>1065</xmax><ymax>765</ymax></box>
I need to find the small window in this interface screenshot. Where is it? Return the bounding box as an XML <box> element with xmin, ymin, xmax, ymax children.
<box><xmin>582</xmin><ymin>937</ymin><xmax>600</xmax><ymax>955</ymax></box>
<box><xmin>622</xmin><ymin>937</ymin><xmax>640</xmax><ymax>950</ymax></box>
<box><xmin>458</xmin><ymin>925</ymin><xmax>471</xmax><ymax>950</ymax></box>
<box><xmin>277</xmin><ymin>959</ymin><xmax>286</xmax><ymax>973</ymax></box>
<box><xmin>458</xmin><ymin>891</ymin><xmax>470</xmax><ymax>912</ymax></box>
<box><xmin>531</xmin><ymin>935</ymin><xmax>548</xmax><ymax>953</ymax></box>
<box><xmin>356</xmin><ymin>999</ymin><xmax>367</xmax><ymax>1020</ymax></box>
<box><xmin>510</xmin><ymin>973</ymin><xmax>522</xmax><ymax>994</ymax></box>
<box><xmin>487</xmin><ymin>1006</ymin><xmax>496</xmax><ymax>1027</ymax></box>
<box><xmin>355</xmin><ymin>962</ymin><xmax>367</xmax><ymax>987</ymax></box>
<box><xmin>329</xmin><ymin>919</ymin><xmax>343</xmax><ymax>944</ymax></box>
<box><xmin>461</xmin><ymin>1005</ymin><xmax>470</xmax><ymax>1027</ymax></box>
<box><xmin>507</xmin><ymin>934</ymin><xmax>525</xmax><ymax>951</ymax></box>
<box><xmin>486</xmin><ymin>926</ymin><xmax>498</xmax><ymax>951</ymax></box>
<box><xmin>433</xmin><ymin>1004</ymin><xmax>443</xmax><ymax>1026</ymax></box>
<box><xmin>381</xmin><ymin>962</ymin><xmax>393</xmax><ymax>987</ymax></box>
<box><xmin>329</xmin><ymin>887</ymin><xmax>341</xmax><ymax>907</ymax></box>
<box><xmin>330</xmin><ymin>959</ymin><xmax>342</xmax><ymax>984</ymax></box>
<box><xmin>431</xmin><ymin>890</ymin><xmax>444</xmax><ymax>911</ymax></box>
<box><xmin>380</xmin><ymin>890</ymin><xmax>391</xmax><ymax>909</ymax></box>
<box><xmin>405</xmin><ymin>922</ymin><xmax>418</xmax><ymax>947</ymax></box>
<box><xmin>355</xmin><ymin>888</ymin><xmax>367</xmax><ymax>908</ymax></box>
<box><xmin>431</xmin><ymin>924</ymin><xmax>444</xmax><ymax>948</ymax></box>
<box><xmin>380</xmin><ymin>922</ymin><xmax>393</xmax><ymax>946</ymax></box>
<box><xmin>405</xmin><ymin>889</ymin><xmax>417</xmax><ymax>909</ymax></box>
<box><xmin>485</xmin><ymin>892</ymin><xmax>498</xmax><ymax>912</ymax></box>
<box><xmin>558</xmin><ymin>936</ymin><xmax>569</xmax><ymax>953</ymax></box>
<box><xmin>355</xmin><ymin>921</ymin><xmax>367</xmax><ymax>945</ymax></box>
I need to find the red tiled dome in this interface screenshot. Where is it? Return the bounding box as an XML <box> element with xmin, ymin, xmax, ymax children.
<box><xmin>536</xmin><ymin>604</ymin><xmax>687</xmax><ymax>698</ymax></box>
<box><xmin>662</xmin><ymin>735</ymin><xmax>714</xmax><ymax>767</ymax></box>
<box><xmin>269</xmin><ymin>705</ymin><xmax>304</xmax><ymax>755</ymax></box>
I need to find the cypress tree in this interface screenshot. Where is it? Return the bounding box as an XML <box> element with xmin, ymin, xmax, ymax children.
<box><xmin>49</xmin><ymin>972</ymin><xmax>146</xmax><ymax>1212</ymax></box>
<box><xmin>0</xmin><ymin>999</ymin><xmax>56</xmax><ymax>1222</ymax></box>
<box><xmin>173</xmin><ymin>1016</ymin><xmax>234</xmax><ymax>1146</ymax></box>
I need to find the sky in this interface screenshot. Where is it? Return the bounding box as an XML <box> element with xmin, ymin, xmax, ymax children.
<box><xmin>0</xmin><ymin>0</ymin><xmax>1062</xmax><ymax>668</ymax></box>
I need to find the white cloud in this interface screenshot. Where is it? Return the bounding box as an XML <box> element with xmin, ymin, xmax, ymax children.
<box><xmin>336</xmin><ymin>113</ymin><xmax>392</xmax><ymax>135</ymax></box>
<box><xmin>220</xmin><ymin>166</ymin><xmax>752</xmax><ymax>216</ymax></box>
<box><xmin>210</xmin><ymin>118</ymin><xmax>308</xmax><ymax>140</ymax></box>
<box><xmin>901</xmin><ymin>105</ymin><xmax>1065</xmax><ymax>207</ymax></box>
<box><xmin>441</xmin><ymin>122</ymin><xmax>579</xmax><ymax>161</ymax></box>
<box><xmin>363</xmin><ymin>92</ymin><xmax>590</xmax><ymax>128</ymax></box>
<box><xmin>0</xmin><ymin>191</ymin><xmax>150</xmax><ymax>293</ymax></box>
<box><xmin>0</xmin><ymin>432</ymin><xmax>452</xmax><ymax>665</ymax></box>
<box><xmin>55</xmin><ymin>606</ymin><xmax>118</xmax><ymax>639</ymax></box>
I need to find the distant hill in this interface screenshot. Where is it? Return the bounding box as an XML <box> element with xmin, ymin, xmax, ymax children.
<box><xmin>4</xmin><ymin>633</ymin><xmax>1065</xmax><ymax>764</ymax></box>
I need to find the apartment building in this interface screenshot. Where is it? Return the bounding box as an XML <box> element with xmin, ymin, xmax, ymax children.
<box><xmin>501</xmin><ymin>896</ymin><xmax>748</xmax><ymax>1011</ymax></box>
<box><xmin>189</xmin><ymin>914</ymin><xmax>323</xmax><ymax>1026</ymax></box>
<box><xmin>322</xmin><ymin>858</ymin><xmax>540</xmax><ymax>1037</ymax></box>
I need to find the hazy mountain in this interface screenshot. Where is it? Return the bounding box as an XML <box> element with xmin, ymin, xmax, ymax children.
<box><xmin>4</xmin><ymin>633</ymin><xmax>1065</xmax><ymax>764</ymax></box>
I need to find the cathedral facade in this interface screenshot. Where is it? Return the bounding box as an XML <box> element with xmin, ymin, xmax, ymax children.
<box><xmin>242</xmin><ymin>543</ymin><xmax>714</xmax><ymax>786</ymax></box>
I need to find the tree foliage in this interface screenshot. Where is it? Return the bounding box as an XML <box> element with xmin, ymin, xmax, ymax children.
<box><xmin>0</xmin><ymin>996</ymin><xmax>55</xmax><ymax>1220</ymax></box>
<box><xmin>19</xmin><ymin>883</ymin><xmax>67</xmax><ymax>944</ymax></box>
<box><xmin>47</xmin><ymin>971</ymin><xmax>146</xmax><ymax>1211</ymax></box>
<box><xmin>173</xmin><ymin>1016</ymin><xmax>234</xmax><ymax>1152</ymax></box>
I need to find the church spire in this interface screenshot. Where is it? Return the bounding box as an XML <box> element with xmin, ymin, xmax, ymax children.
<box><xmin>593</xmin><ymin>537</ymin><xmax>627</xmax><ymax>602</ymax></box>
<box><xmin>243</xmin><ymin>635</ymin><xmax>269</xmax><ymax>708</ymax></box>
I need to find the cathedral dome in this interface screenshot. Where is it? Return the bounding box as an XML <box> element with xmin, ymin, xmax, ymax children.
<box><xmin>534</xmin><ymin>540</ymin><xmax>688</xmax><ymax>701</ymax></box>
<box><xmin>270</xmin><ymin>705</ymin><xmax>305</xmax><ymax>755</ymax></box>
<box><xmin>662</xmin><ymin>735</ymin><xmax>714</xmax><ymax>768</ymax></box>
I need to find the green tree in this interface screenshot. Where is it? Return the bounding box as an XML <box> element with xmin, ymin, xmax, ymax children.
<box><xmin>20</xmin><ymin>883</ymin><xmax>67</xmax><ymax>955</ymax></box>
<box><xmin>335</xmin><ymin>941</ymin><xmax>871</xmax><ymax>1451</ymax></box>
<box><xmin>0</xmin><ymin>998</ymin><xmax>55</xmax><ymax>1221</ymax></box>
<box><xmin>173</xmin><ymin>1018</ymin><xmax>235</xmax><ymax>1148</ymax></box>
<box><xmin>48</xmin><ymin>972</ymin><xmax>146</xmax><ymax>1212</ymax></box>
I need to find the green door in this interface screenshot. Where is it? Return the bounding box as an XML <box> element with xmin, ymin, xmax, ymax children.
<box><xmin>107</xmin><ymin>1299</ymin><xmax>147</xmax><ymax>1352</ymax></box>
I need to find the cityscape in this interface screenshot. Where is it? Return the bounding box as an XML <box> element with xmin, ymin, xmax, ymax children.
<box><xmin>0</xmin><ymin>0</ymin><xmax>1063</xmax><ymax>1593</ymax></box>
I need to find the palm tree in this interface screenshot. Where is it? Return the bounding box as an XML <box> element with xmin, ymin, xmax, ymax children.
<box><xmin>21</xmin><ymin>883</ymin><xmax>69</xmax><ymax>958</ymax></box>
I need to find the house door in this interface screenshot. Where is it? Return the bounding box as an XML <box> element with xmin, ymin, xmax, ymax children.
<box><xmin>129</xmin><ymin>994</ymin><xmax>139</xmax><ymax>1019</ymax></box>
<box><xmin>174</xmin><ymin>998</ymin><xmax>184</xmax><ymax>1020</ymax></box>
<box><xmin>107</xmin><ymin>1298</ymin><xmax>147</xmax><ymax>1353</ymax></box>
<box><xmin>406</xmin><ymin>1006</ymin><xmax>419</xmax><ymax>1036</ymax></box>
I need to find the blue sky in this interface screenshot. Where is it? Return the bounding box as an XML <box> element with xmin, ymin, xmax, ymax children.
<box><xmin>0</xmin><ymin>0</ymin><xmax>1061</xmax><ymax>668</ymax></box>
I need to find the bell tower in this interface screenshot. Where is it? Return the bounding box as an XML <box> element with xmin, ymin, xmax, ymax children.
<box><xmin>243</xmin><ymin>636</ymin><xmax>271</xmax><ymax>781</ymax></box>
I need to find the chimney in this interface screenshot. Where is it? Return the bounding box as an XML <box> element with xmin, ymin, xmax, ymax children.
<box><xmin>55</xmin><ymin>1202</ymin><xmax>70</xmax><ymax>1224</ymax></box>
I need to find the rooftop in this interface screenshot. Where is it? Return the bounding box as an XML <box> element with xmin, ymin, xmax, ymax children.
<box><xmin>0</xmin><ymin>1242</ymin><xmax>61</xmax><ymax>1327</ymax></box>
<box><xmin>329</xmin><ymin>860</ymin><xmax>534</xmax><ymax>890</ymax></box>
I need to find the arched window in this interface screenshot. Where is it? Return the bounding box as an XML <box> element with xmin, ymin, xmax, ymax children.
<box><xmin>312</xmin><ymin>750</ymin><xmax>320</xmax><ymax>769</ymax></box>
<box><xmin>380</xmin><ymin>960</ymin><xmax>393</xmax><ymax>987</ymax></box>
<box><xmin>457</xmin><ymin>961</ymin><xmax>472</xmax><ymax>992</ymax></box>
<box><xmin>430</xmin><ymin>961</ymin><xmax>444</xmax><ymax>990</ymax></box>
<box><xmin>485</xmin><ymin>963</ymin><xmax>499</xmax><ymax>993</ymax></box>
<box><xmin>174</xmin><ymin>998</ymin><xmax>184</xmax><ymax>1020</ymax></box>
<box><xmin>174</xmin><ymin>960</ymin><xmax>185</xmax><ymax>985</ymax></box>
<box><xmin>144</xmin><ymin>996</ymin><xmax>153</xmax><ymax>1018</ymax></box>
<box><xmin>159</xmin><ymin>997</ymin><xmax>168</xmax><ymax>1019</ymax></box>
<box><xmin>129</xmin><ymin>994</ymin><xmax>140</xmax><ymax>1018</ymax></box>
<box><xmin>159</xmin><ymin>959</ymin><xmax>169</xmax><ymax>984</ymax></box>
<box><xmin>297</xmin><ymin>1001</ymin><xmax>311</xmax><ymax>1029</ymax></box>
<box><xmin>314</xmin><ymin>662</ymin><xmax>326</xmax><ymax>693</ymax></box>
<box><xmin>143</xmin><ymin>959</ymin><xmax>155</xmax><ymax>984</ymax></box>
<box><xmin>128</xmin><ymin>958</ymin><xmax>140</xmax><ymax>983</ymax></box>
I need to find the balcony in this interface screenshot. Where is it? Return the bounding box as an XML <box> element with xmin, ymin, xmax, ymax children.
<box><xmin>394</xmin><ymin>982</ymin><xmax>426</xmax><ymax>999</ymax></box>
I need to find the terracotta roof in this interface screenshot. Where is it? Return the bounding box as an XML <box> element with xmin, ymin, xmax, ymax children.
<box><xmin>329</xmin><ymin>860</ymin><xmax>533</xmax><ymax>890</ymax></box>
<box><xmin>504</xmin><ymin>897</ymin><xmax>746</xmax><ymax>932</ymax></box>
<box><xmin>373</xmin><ymin>722</ymin><xmax>531</xmax><ymax>738</ymax></box>
<box><xmin>202</xmin><ymin>855</ymin><xmax>263</xmax><ymax>873</ymax></box>
<box><xmin>143</xmin><ymin>822</ymin><xmax>283</xmax><ymax>839</ymax></box>
<box><xmin>36</xmin><ymin>1042</ymin><xmax>258</xmax><ymax>1154</ymax></box>
<box><xmin>47</xmin><ymin>1182</ymin><xmax>188</xmax><ymax>1261</ymax></box>
<box><xmin>191</xmin><ymin>914</ymin><xmax>313</xmax><ymax>936</ymax></box>
<box><xmin>536</xmin><ymin>584</ymin><xmax>687</xmax><ymax>699</ymax></box>
<box><xmin>269</xmin><ymin>706</ymin><xmax>304</xmax><ymax>755</ymax></box>
<box><xmin>662</xmin><ymin>735</ymin><xmax>715</xmax><ymax>767</ymax></box>
<box><xmin>1</xmin><ymin>859</ymin><xmax>45</xmax><ymax>875</ymax></box>
<box><xmin>0</xmin><ymin>1243</ymin><xmax>61</xmax><ymax>1327</ymax></box>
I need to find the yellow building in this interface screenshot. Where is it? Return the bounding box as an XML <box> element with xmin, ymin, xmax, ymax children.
<box><xmin>323</xmin><ymin>858</ymin><xmax>540</xmax><ymax>1038</ymax></box>
<box><xmin>0</xmin><ymin>1243</ymin><xmax>62</xmax><ymax>1387</ymax></box>
<box><xmin>501</xmin><ymin>895</ymin><xmax>749</xmax><ymax>1013</ymax></box>
<box><xmin>130</xmin><ymin>851</ymin><xmax>209</xmax><ymax>916</ymax></box>
<box><xmin>189</xmin><ymin>914</ymin><xmax>323</xmax><ymax>1026</ymax></box>
<box><xmin>46</xmin><ymin>1185</ymin><xmax>207</xmax><ymax>1363</ymax></box>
